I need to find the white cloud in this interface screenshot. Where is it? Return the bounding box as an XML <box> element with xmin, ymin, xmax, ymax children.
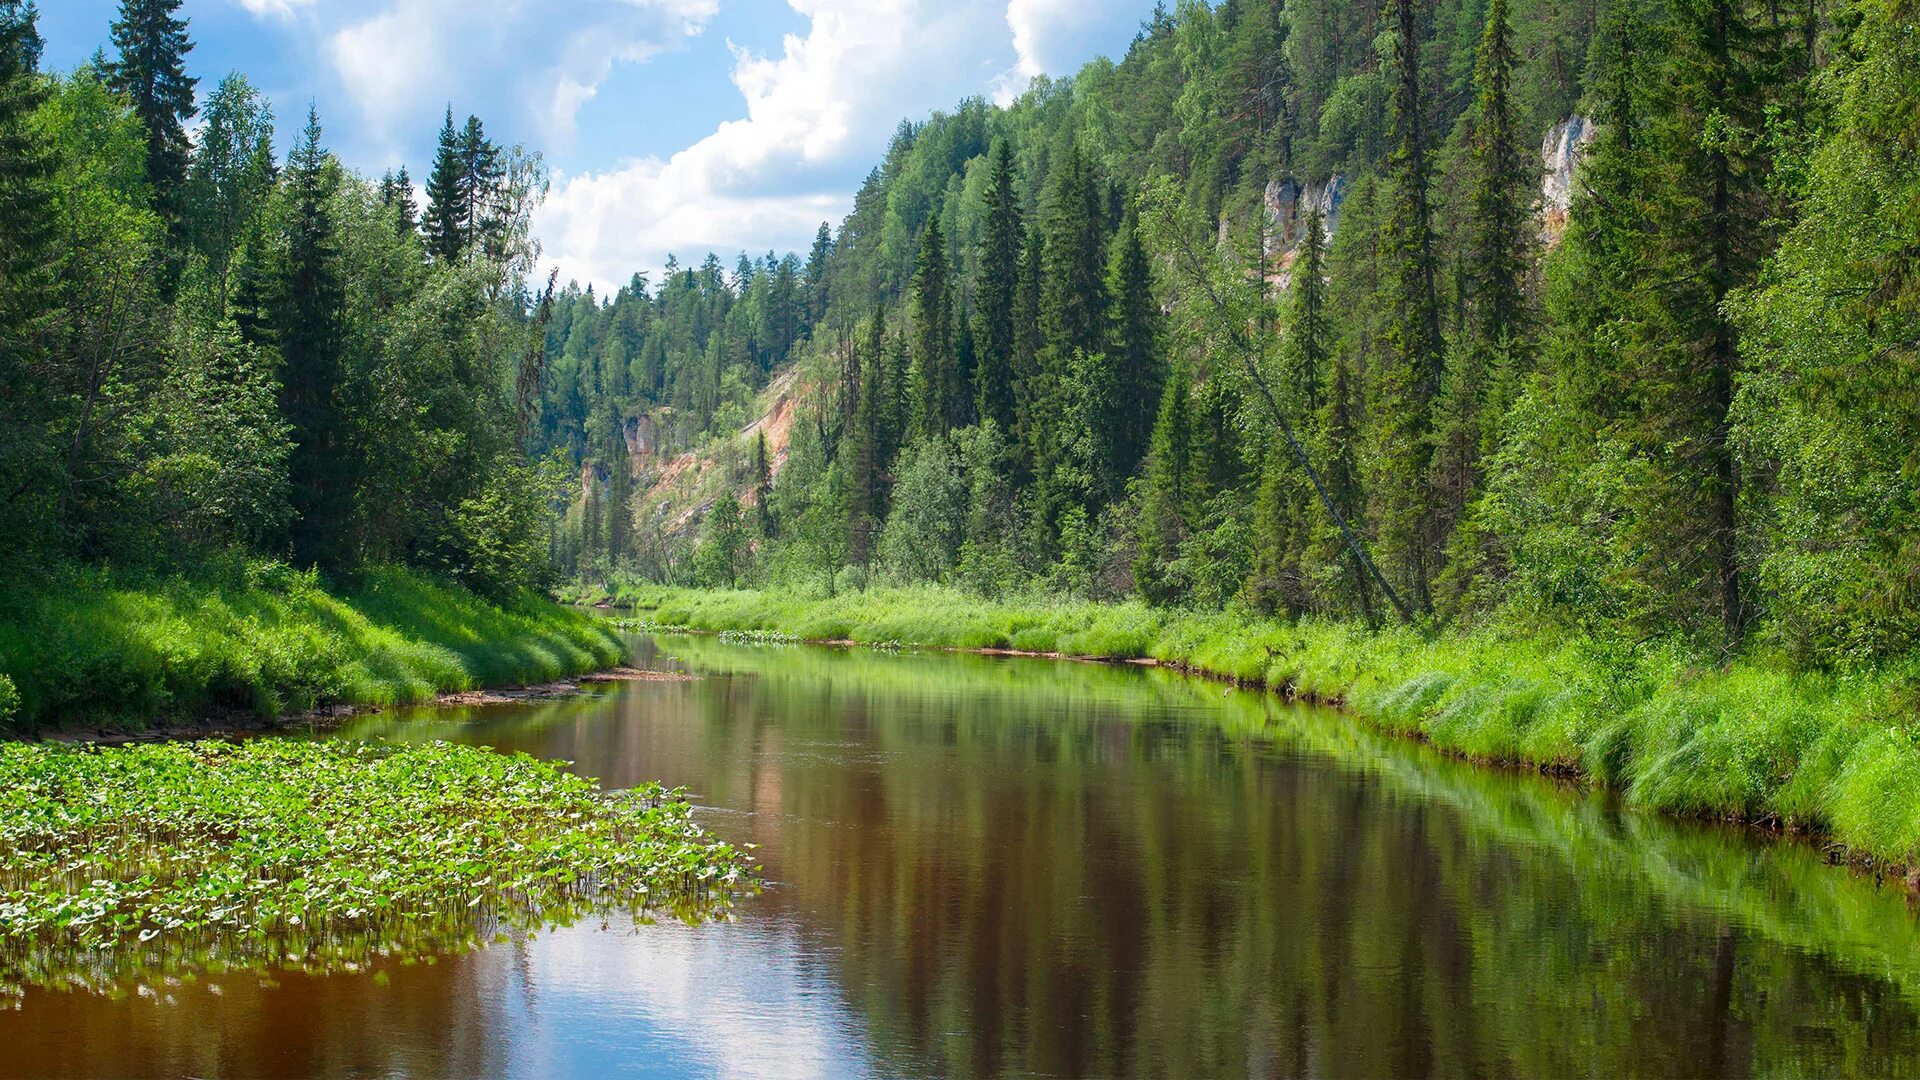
<box><xmin>235</xmin><ymin>0</ymin><xmax>315</xmax><ymax>19</ymax></box>
<box><xmin>537</xmin><ymin>0</ymin><xmax>1020</xmax><ymax>291</ymax></box>
<box><xmin>994</xmin><ymin>0</ymin><xmax>1108</xmax><ymax>104</ymax></box>
<box><xmin>324</xmin><ymin>0</ymin><xmax>717</xmax><ymax>147</ymax></box>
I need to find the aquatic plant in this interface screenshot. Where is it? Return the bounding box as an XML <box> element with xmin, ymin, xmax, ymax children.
<box><xmin>0</xmin><ymin>739</ymin><xmax>755</xmax><ymax>998</ymax></box>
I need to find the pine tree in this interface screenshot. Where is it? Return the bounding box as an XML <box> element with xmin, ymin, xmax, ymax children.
<box><xmin>909</xmin><ymin>217</ymin><xmax>962</xmax><ymax>438</ymax></box>
<box><xmin>422</xmin><ymin>108</ymin><xmax>468</xmax><ymax>264</ymax></box>
<box><xmin>972</xmin><ymin>139</ymin><xmax>1021</xmax><ymax>436</ymax></box>
<box><xmin>107</xmin><ymin>0</ymin><xmax>196</xmax><ymax>238</ymax></box>
<box><xmin>273</xmin><ymin>106</ymin><xmax>351</xmax><ymax>569</ymax></box>
<box><xmin>1376</xmin><ymin>0</ymin><xmax>1445</xmax><ymax>611</ymax></box>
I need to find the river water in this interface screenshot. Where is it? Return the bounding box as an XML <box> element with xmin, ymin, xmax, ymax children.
<box><xmin>5</xmin><ymin>633</ymin><xmax>1920</xmax><ymax>1077</ymax></box>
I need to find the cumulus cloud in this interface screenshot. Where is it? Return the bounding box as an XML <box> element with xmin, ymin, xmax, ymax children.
<box><xmin>538</xmin><ymin>0</ymin><xmax>1027</xmax><ymax>291</ymax></box>
<box><xmin>325</xmin><ymin>0</ymin><xmax>717</xmax><ymax>147</ymax></box>
<box><xmin>235</xmin><ymin>0</ymin><xmax>315</xmax><ymax>19</ymax></box>
<box><xmin>995</xmin><ymin>0</ymin><xmax>1112</xmax><ymax>104</ymax></box>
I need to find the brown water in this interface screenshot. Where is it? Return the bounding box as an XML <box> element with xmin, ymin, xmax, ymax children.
<box><xmin>5</xmin><ymin>633</ymin><xmax>1920</xmax><ymax>1077</ymax></box>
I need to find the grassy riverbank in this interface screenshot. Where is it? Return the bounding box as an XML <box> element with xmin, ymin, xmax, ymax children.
<box><xmin>625</xmin><ymin>585</ymin><xmax>1920</xmax><ymax>870</ymax></box>
<box><xmin>0</xmin><ymin>565</ymin><xmax>623</xmax><ymax>732</ymax></box>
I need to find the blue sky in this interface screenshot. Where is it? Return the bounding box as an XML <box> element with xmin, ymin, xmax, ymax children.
<box><xmin>42</xmin><ymin>1</ymin><xmax>1154</xmax><ymax>290</ymax></box>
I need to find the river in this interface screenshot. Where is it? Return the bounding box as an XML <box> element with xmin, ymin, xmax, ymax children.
<box><xmin>5</xmin><ymin>632</ymin><xmax>1919</xmax><ymax>1077</ymax></box>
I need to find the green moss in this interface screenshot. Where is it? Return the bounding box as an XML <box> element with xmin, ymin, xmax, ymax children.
<box><xmin>624</xmin><ymin>583</ymin><xmax>1920</xmax><ymax>868</ymax></box>
<box><xmin>0</xmin><ymin>565</ymin><xmax>623</xmax><ymax>731</ymax></box>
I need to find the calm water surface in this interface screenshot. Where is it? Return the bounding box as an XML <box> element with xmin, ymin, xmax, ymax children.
<box><xmin>6</xmin><ymin>634</ymin><xmax>1920</xmax><ymax>1077</ymax></box>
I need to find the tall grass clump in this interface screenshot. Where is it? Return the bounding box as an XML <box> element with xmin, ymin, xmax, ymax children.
<box><xmin>0</xmin><ymin>564</ymin><xmax>622</xmax><ymax>731</ymax></box>
<box><xmin>627</xmin><ymin>584</ymin><xmax>1920</xmax><ymax>869</ymax></box>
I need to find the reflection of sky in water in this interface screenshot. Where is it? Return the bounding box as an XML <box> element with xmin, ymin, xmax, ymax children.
<box><xmin>10</xmin><ymin>635</ymin><xmax>1920</xmax><ymax>1077</ymax></box>
<box><xmin>480</xmin><ymin>917</ymin><xmax>879</xmax><ymax>1079</ymax></box>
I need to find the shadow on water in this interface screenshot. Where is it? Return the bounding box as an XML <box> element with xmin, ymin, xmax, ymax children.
<box><xmin>4</xmin><ymin>631</ymin><xmax>1920</xmax><ymax>1077</ymax></box>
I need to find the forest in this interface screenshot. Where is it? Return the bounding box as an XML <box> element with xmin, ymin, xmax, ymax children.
<box><xmin>0</xmin><ymin>0</ymin><xmax>614</xmax><ymax>726</ymax></box>
<box><xmin>2</xmin><ymin>0</ymin><xmax>1918</xmax><ymax>726</ymax></box>
<box><xmin>539</xmin><ymin>0</ymin><xmax>1919</xmax><ymax>678</ymax></box>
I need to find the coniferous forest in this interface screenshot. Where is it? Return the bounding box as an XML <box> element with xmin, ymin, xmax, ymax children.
<box><xmin>14</xmin><ymin>0</ymin><xmax>1920</xmax><ymax>1071</ymax></box>
<box><xmin>3</xmin><ymin>0</ymin><xmax>1920</xmax><ymax>700</ymax></box>
<box><xmin>539</xmin><ymin>0</ymin><xmax>1920</xmax><ymax>680</ymax></box>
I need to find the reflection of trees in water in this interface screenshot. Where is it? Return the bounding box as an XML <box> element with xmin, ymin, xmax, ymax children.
<box><xmin>83</xmin><ymin>636</ymin><xmax>1920</xmax><ymax>1077</ymax></box>
<box><xmin>642</xmin><ymin>637</ymin><xmax>1920</xmax><ymax>1078</ymax></box>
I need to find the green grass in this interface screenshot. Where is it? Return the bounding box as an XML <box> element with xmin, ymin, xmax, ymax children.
<box><xmin>0</xmin><ymin>564</ymin><xmax>624</xmax><ymax>731</ymax></box>
<box><xmin>626</xmin><ymin>583</ymin><xmax>1920</xmax><ymax>870</ymax></box>
<box><xmin>0</xmin><ymin>738</ymin><xmax>755</xmax><ymax>997</ymax></box>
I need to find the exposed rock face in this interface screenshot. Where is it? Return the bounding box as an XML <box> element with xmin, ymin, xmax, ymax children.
<box><xmin>1540</xmin><ymin>115</ymin><xmax>1596</xmax><ymax>248</ymax></box>
<box><xmin>1263</xmin><ymin>174</ymin><xmax>1347</xmax><ymax>290</ymax></box>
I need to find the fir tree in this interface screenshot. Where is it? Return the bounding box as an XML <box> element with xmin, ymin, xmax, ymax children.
<box><xmin>106</xmin><ymin>0</ymin><xmax>196</xmax><ymax>237</ymax></box>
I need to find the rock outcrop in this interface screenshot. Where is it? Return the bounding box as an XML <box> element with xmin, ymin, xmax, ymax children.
<box><xmin>1540</xmin><ymin>115</ymin><xmax>1596</xmax><ymax>247</ymax></box>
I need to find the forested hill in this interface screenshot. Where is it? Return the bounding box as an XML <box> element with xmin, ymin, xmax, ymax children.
<box><xmin>544</xmin><ymin>0</ymin><xmax>1920</xmax><ymax>669</ymax></box>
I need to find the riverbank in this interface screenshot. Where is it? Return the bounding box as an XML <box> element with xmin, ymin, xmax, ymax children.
<box><xmin>0</xmin><ymin>565</ymin><xmax>624</xmax><ymax>734</ymax></box>
<box><xmin>622</xmin><ymin>584</ymin><xmax>1920</xmax><ymax>873</ymax></box>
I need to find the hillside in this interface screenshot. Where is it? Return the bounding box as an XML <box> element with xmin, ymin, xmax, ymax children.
<box><xmin>538</xmin><ymin>0</ymin><xmax>1920</xmax><ymax>678</ymax></box>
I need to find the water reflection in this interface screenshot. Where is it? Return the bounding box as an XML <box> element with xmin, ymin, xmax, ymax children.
<box><xmin>5</xmin><ymin>634</ymin><xmax>1920</xmax><ymax>1077</ymax></box>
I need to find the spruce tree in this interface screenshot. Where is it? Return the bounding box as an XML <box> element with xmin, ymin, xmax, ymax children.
<box><xmin>752</xmin><ymin>430</ymin><xmax>775</xmax><ymax>538</ymax></box>
<box><xmin>380</xmin><ymin>166</ymin><xmax>419</xmax><ymax>239</ymax></box>
<box><xmin>459</xmin><ymin>114</ymin><xmax>503</xmax><ymax>264</ymax></box>
<box><xmin>273</xmin><ymin>106</ymin><xmax>351</xmax><ymax>569</ymax></box>
<box><xmin>1134</xmin><ymin>361</ymin><xmax>1196</xmax><ymax>604</ymax></box>
<box><xmin>1285</xmin><ymin>209</ymin><xmax>1329</xmax><ymax>418</ymax></box>
<box><xmin>972</xmin><ymin>139</ymin><xmax>1021</xmax><ymax>436</ymax></box>
<box><xmin>1376</xmin><ymin>0</ymin><xmax>1445</xmax><ymax>612</ymax></box>
<box><xmin>804</xmin><ymin>222</ymin><xmax>833</xmax><ymax>326</ymax></box>
<box><xmin>422</xmin><ymin>108</ymin><xmax>468</xmax><ymax>264</ymax></box>
<box><xmin>107</xmin><ymin>0</ymin><xmax>196</xmax><ymax>238</ymax></box>
<box><xmin>0</xmin><ymin>0</ymin><xmax>56</xmax><ymax>557</ymax></box>
<box><xmin>909</xmin><ymin>217</ymin><xmax>962</xmax><ymax>438</ymax></box>
<box><xmin>1432</xmin><ymin>0</ymin><xmax>1534</xmax><ymax>612</ymax></box>
<box><xmin>1105</xmin><ymin>210</ymin><xmax>1162</xmax><ymax>482</ymax></box>
<box><xmin>1039</xmin><ymin>138</ymin><xmax>1108</xmax><ymax>361</ymax></box>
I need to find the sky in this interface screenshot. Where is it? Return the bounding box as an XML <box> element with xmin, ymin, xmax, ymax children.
<box><xmin>41</xmin><ymin>0</ymin><xmax>1155</xmax><ymax>292</ymax></box>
